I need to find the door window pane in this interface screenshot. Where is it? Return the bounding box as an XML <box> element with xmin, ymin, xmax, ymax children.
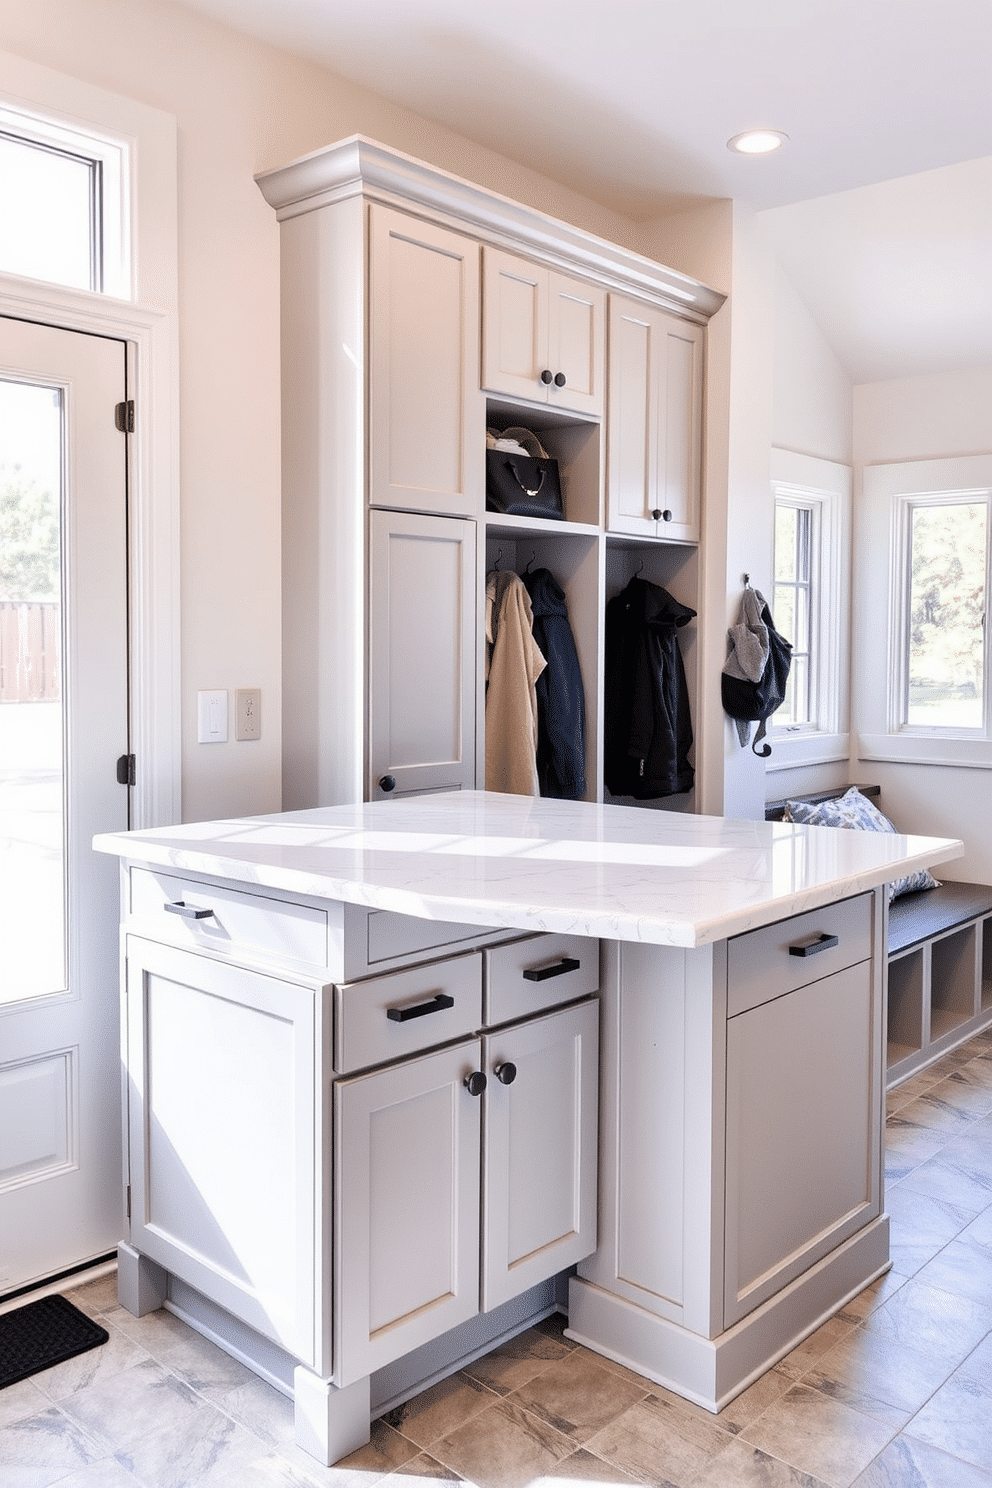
<box><xmin>0</xmin><ymin>378</ymin><xmax>66</xmax><ymax>1001</ymax></box>
<box><xmin>907</xmin><ymin>501</ymin><xmax>987</xmax><ymax>729</ymax></box>
<box><xmin>0</xmin><ymin>133</ymin><xmax>97</xmax><ymax>291</ymax></box>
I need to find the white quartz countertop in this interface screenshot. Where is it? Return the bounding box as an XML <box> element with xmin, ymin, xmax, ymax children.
<box><xmin>93</xmin><ymin>791</ymin><xmax>963</xmax><ymax>948</ymax></box>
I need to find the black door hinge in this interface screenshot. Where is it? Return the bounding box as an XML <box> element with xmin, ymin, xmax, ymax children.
<box><xmin>116</xmin><ymin>753</ymin><xmax>136</xmax><ymax>786</ymax></box>
<box><xmin>115</xmin><ymin>399</ymin><xmax>135</xmax><ymax>433</ymax></box>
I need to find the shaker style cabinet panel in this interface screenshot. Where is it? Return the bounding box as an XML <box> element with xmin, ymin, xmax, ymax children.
<box><xmin>723</xmin><ymin>960</ymin><xmax>880</xmax><ymax>1327</ymax></box>
<box><xmin>482</xmin><ymin>247</ymin><xmax>605</xmax><ymax>416</ymax></box>
<box><xmin>124</xmin><ymin>936</ymin><xmax>324</xmax><ymax>1367</ymax></box>
<box><xmin>369</xmin><ymin>207</ymin><xmax>481</xmax><ymax>518</ymax></box>
<box><xmin>607</xmin><ymin>295</ymin><xmax>703</xmax><ymax>542</ymax></box>
<box><xmin>482</xmin><ymin>998</ymin><xmax>599</xmax><ymax>1311</ymax></box>
<box><xmin>334</xmin><ymin>1039</ymin><xmax>483</xmax><ymax>1387</ymax></box>
<box><xmin>367</xmin><ymin>508</ymin><xmax>477</xmax><ymax>800</ymax></box>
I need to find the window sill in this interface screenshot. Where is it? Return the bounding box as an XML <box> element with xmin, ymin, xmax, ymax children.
<box><xmin>765</xmin><ymin>731</ymin><xmax>850</xmax><ymax>771</ymax></box>
<box><xmin>857</xmin><ymin>732</ymin><xmax>992</xmax><ymax>769</ymax></box>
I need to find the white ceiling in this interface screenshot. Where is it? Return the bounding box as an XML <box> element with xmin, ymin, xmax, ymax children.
<box><xmin>171</xmin><ymin>0</ymin><xmax>992</xmax><ymax>383</ymax></box>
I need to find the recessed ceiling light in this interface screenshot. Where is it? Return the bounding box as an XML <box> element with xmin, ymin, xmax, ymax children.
<box><xmin>727</xmin><ymin>129</ymin><xmax>789</xmax><ymax>156</ymax></box>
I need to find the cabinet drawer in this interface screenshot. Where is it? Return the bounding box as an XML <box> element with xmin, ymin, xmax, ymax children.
<box><xmin>335</xmin><ymin>952</ymin><xmax>482</xmax><ymax>1073</ymax></box>
<box><xmin>485</xmin><ymin>934</ymin><xmax>599</xmax><ymax>1025</ymax></box>
<box><xmin>128</xmin><ymin>868</ymin><xmax>331</xmax><ymax>972</ymax></box>
<box><xmin>727</xmin><ymin>893</ymin><xmax>873</xmax><ymax>1018</ymax></box>
<box><xmin>342</xmin><ymin>904</ymin><xmax>513</xmax><ymax>979</ymax></box>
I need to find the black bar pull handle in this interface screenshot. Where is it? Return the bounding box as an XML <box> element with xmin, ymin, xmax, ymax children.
<box><xmin>523</xmin><ymin>956</ymin><xmax>580</xmax><ymax>983</ymax></box>
<box><xmin>386</xmin><ymin>992</ymin><xmax>455</xmax><ymax>1023</ymax></box>
<box><xmin>165</xmin><ymin>900</ymin><xmax>214</xmax><ymax>921</ymax></box>
<box><xmin>788</xmin><ymin>933</ymin><xmax>839</xmax><ymax>958</ymax></box>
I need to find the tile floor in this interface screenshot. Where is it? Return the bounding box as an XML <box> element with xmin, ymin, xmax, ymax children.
<box><xmin>3</xmin><ymin>1029</ymin><xmax>992</xmax><ymax>1488</ymax></box>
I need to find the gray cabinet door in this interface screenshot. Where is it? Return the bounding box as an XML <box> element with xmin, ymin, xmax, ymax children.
<box><xmin>607</xmin><ymin>295</ymin><xmax>702</xmax><ymax>542</ymax></box>
<box><xmin>369</xmin><ymin>205</ymin><xmax>482</xmax><ymax>518</ymax></box>
<box><xmin>368</xmin><ymin>507</ymin><xmax>477</xmax><ymax>799</ymax></box>
<box><xmin>334</xmin><ymin>1039</ymin><xmax>482</xmax><ymax>1385</ymax></box>
<box><xmin>724</xmin><ymin>959</ymin><xmax>881</xmax><ymax>1327</ymax></box>
<box><xmin>482</xmin><ymin>999</ymin><xmax>599</xmax><ymax>1311</ymax></box>
<box><xmin>124</xmin><ymin>936</ymin><xmax>325</xmax><ymax>1368</ymax></box>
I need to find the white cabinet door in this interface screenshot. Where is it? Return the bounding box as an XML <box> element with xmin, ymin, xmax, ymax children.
<box><xmin>124</xmin><ymin>937</ymin><xmax>325</xmax><ymax>1368</ymax></box>
<box><xmin>334</xmin><ymin>1039</ymin><xmax>483</xmax><ymax>1386</ymax></box>
<box><xmin>724</xmin><ymin>960</ymin><xmax>880</xmax><ymax>1327</ymax></box>
<box><xmin>607</xmin><ymin>295</ymin><xmax>702</xmax><ymax>542</ymax></box>
<box><xmin>369</xmin><ymin>205</ymin><xmax>482</xmax><ymax>518</ymax></box>
<box><xmin>367</xmin><ymin>508</ymin><xmax>477</xmax><ymax>799</ymax></box>
<box><xmin>482</xmin><ymin>999</ymin><xmax>599</xmax><ymax>1311</ymax></box>
<box><xmin>482</xmin><ymin>247</ymin><xmax>604</xmax><ymax>415</ymax></box>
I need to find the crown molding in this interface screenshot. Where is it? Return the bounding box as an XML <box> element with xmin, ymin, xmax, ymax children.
<box><xmin>255</xmin><ymin>135</ymin><xmax>725</xmax><ymax>323</ymax></box>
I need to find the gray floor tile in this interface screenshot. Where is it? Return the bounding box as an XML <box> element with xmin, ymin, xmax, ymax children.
<box><xmin>8</xmin><ymin>1031</ymin><xmax>992</xmax><ymax>1488</ymax></box>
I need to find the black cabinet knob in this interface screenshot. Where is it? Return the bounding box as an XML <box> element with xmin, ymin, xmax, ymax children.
<box><xmin>540</xmin><ymin>369</ymin><xmax>554</xmax><ymax>385</ymax></box>
<box><xmin>494</xmin><ymin>1062</ymin><xmax>517</xmax><ymax>1086</ymax></box>
<box><xmin>553</xmin><ymin>372</ymin><xmax>566</xmax><ymax>387</ymax></box>
<box><xmin>464</xmin><ymin>1071</ymin><xmax>487</xmax><ymax>1097</ymax></box>
<box><xmin>651</xmin><ymin>508</ymin><xmax>663</xmax><ymax>522</ymax></box>
<box><xmin>378</xmin><ymin>774</ymin><xmax>396</xmax><ymax>793</ymax></box>
<box><xmin>662</xmin><ymin>509</ymin><xmax>673</xmax><ymax>522</ymax></box>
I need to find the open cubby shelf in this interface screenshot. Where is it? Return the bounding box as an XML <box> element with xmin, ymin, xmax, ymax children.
<box><xmin>886</xmin><ymin>885</ymin><xmax>992</xmax><ymax>1088</ymax></box>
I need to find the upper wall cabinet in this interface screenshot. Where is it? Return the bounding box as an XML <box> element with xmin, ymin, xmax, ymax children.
<box><xmin>370</xmin><ymin>207</ymin><xmax>482</xmax><ymax>518</ymax></box>
<box><xmin>607</xmin><ymin>294</ymin><xmax>703</xmax><ymax>544</ymax></box>
<box><xmin>482</xmin><ymin>248</ymin><xmax>605</xmax><ymax>416</ymax></box>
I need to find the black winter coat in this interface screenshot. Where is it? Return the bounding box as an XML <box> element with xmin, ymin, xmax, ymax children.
<box><xmin>604</xmin><ymin>577</ymin><xmax>695</xmax><ymax>798</ymax></box>
<box><xmin>523</xmin><ymin>568</ymin><xmax>586</xmax><ymax>800</ymax></box>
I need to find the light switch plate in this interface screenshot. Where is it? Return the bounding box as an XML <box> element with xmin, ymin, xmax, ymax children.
<box><xmin>197</xmin><ymin>689</ymin><xmax>228</xmax><ymax>743</ymax></box>
<box><xmin>235</xmin><ymin>687</ymin><xmax>262</xmax><ymax>741</ymax></box>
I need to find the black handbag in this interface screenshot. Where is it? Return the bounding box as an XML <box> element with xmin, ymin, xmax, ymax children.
<box><xmin>485</xmin><ymin>450</ymin><xmax>564</xmax><ymax>520</ymax></box>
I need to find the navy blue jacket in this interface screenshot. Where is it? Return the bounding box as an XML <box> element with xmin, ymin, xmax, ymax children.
<box><xmin>605</xmin><ymin>577</ymin><xmax>695</xmax><ymax>798</ymax></box>
<box><xmin>523</xmin><ymin>568</ymin><xmax>587</xmax><ymax>800</ymax></box>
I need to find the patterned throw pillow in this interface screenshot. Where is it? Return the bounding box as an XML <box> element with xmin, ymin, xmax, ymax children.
<box><xmin>782</xmin><ymin>787</ymin><xmax>940</xmax><ymax>902</ymax></box>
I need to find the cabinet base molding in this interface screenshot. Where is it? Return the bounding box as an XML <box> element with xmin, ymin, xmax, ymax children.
<box><xmin>117</xmin><ymin>1247</ymin><xmax>565</xmax><ymax>1465</ymax></box>
<box><xmin>567</xmin><ymin>1215</ymin><xmax>890</xmax><ymax>1413</ymax></box>
<box><xmin>294</xmin><ymin>1368</ymin><xmax>370</xmax><ymax>1468</ymax></box>
<box><xmin>117</xmin><ymin>1243</ymin><xmax>166</xmax><ymax>1319</ymax></box>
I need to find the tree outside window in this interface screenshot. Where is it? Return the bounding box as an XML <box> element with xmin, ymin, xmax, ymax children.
<box><xmin>905</xmin><ymin>499</ymin><xmax>987</xmax><ymax>730</ymax></box>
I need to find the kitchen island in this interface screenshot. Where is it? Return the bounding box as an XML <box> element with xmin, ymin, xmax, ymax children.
<box><xmin>94</xmin><ymin>792</ymin><xmax>961</xmax><ymax>1465</ymax></box>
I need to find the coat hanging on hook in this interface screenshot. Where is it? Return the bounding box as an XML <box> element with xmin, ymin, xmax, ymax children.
<box><xmin>721</xmin><ymin>582</ymin><xmax>792</xmax><ymax>756</ymax></box>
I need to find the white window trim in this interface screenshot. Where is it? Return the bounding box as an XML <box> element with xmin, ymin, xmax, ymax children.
<box><xmin>0</xmin><ymin>101</ymin><xmax>130</xmax><ymax>297</ymax></box>
<box><xmin>857</xmin><ymin>455</ymin><xmax>992</xmax><ymax>770</ymax></box>
<box><xmin>0</xmin><ymin>50</ymin><xmax>180</xmax><ymax>829</ymax></box>
<box><xmin>767</xmin><ymin>448</ymin><xmax>851</xmax><ymax>772</ymax></box>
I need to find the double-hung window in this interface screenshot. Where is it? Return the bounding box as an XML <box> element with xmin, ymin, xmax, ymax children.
<box><xmin>768</xmin><ymin>449</ymin><xmax>851</xmax><ymax>767</ymax></box>
<box><xmin>856</xmin><ymin>456</ymin><xmax>992</xmax><ymax>765</ymax></box>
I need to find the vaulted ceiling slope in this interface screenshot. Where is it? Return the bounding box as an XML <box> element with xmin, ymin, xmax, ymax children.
<box><xmin>168</xmin><ymin>0</ymin><xmax>992</xmax><ymax>383</ymax></box>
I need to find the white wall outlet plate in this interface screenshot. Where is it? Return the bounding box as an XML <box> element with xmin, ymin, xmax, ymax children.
<box><xmin>197</xmin><ymin>689</ymin><xmax>228</xmax><ymax>743</ymax></box>
<box><xmin>236</xmin><ymin>687</ymin><xmax>262</xmax><ymax>741</ymax></box>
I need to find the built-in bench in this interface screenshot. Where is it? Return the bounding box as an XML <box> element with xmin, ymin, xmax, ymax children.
<box><xmin>766</xmin><ymin>786</ymin><xmax>992</xmax><ymax>1087</ymax></box>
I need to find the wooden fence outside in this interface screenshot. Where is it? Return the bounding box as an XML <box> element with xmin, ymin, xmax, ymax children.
<box><xmin>0</xmin><ymin>601</ymin><xmax>61</xmax><ymax>702</ymax></box>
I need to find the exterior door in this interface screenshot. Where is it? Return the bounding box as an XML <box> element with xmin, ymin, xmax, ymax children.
<box><xmin>0</xmin><ymin>317</ymin><xmax>129</xmax><ymax>1294</ymax></box>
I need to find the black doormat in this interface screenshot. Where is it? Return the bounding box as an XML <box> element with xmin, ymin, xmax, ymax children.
<box><xmin>0</xmin><ymin>1294</ymin><xmax>109</xmax><ymax>1389</ymax></box>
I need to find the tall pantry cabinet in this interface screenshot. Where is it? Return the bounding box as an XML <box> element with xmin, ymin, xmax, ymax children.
<box><xmin>256</xmin><ymin>137</ymin><xmax>724</xmax><ymax>811</ymax></box>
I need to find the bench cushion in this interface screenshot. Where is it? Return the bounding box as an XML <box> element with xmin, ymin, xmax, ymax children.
<box><xmin>782</xmin><ymin>786</ymin><xmax>941</xmax><ymax>902</ymax></box>
<box><xmin>888</xmin><ymin>881</ymin><xmax>992</xmax><ymax>957</ymax></box>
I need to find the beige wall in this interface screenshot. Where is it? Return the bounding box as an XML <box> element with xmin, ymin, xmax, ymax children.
<box><xmin>0</xmin><ymin>0</ymin><xmax>643</xmax><ymax>822</ymax></box>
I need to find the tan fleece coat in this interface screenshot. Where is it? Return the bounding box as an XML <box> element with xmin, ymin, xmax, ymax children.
<box><xmin>485</xmin><ymin>570</ymin><xmax>546</xmax><ymax>795</ymax></box>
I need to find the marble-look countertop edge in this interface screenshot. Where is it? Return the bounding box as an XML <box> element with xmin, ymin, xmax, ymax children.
<box><xmin>93</xmin><ymin>827</ymin><xmax>964</xmax><ymax>949</ymax></box>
